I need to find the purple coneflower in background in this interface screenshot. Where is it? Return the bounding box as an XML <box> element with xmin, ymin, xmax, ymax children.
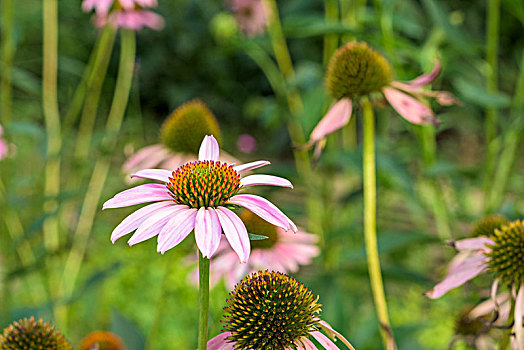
<box><xmin>425</xmin><ymin>219</ymin><xmax>524</xmax><ymax>349</ymax></box>
<box><xmin>191</xmin><ymin>209</ymin><xmax>319</xmax><ymax>288</ymax></box>
<box><xmin>104</xmin><ymin>135</ymin><xmax>297</xmax><ymax>262</ymax></box>
<box><xmin>82</xmin><ymin>0</ymin><xmax>164</xmax><ymax>31</ymax></box>
<box><xmin>236</xmin><ymin>133</ymin><xmax>256</xmax><ymax>154</ymax></box>
<box><xmin>0</xmin><ymin>125</ymin><xmax>8</xmax><ymax>160</ymax></box>
<box><xmin>228</xmin><ymin>0</ymin><xmax>266</xmax><ymax>36</ymax></box>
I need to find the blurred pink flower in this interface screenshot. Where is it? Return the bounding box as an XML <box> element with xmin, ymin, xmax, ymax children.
<box><xmin>236</xmin><ymin>133</ymin><xmax>256</xmax><ymax>154</ymax></box>
<box><xmin>82</xmin><ymin>0</ymin><xmax>164</xmax><ymax>31</ymax></box>
<box><xmin>309</xmin><ymin>61</ymin><xmax>458</xmax><ymax>145</ymax></box>
<box><xmin>0</xmin><ymin>125</ymin><xmax>8</xmax><ymax>160</ymax></box>
<box><xmin>191</xmin><ymin>210</ymin><xmax>319</xmax><ymax>288</ymax></box>
<box><xmin>228</xmin><ymin>0</ymin><xmax>266</xmax><ymax>36</ymax></box>
<box><xmin>103</xmin><ymin>135</ymin><xmax>297</xmax><ymax>262</ymax></box>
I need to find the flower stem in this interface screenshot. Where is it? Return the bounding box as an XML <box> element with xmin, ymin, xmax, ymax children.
<box><xmin>1</xmin><ymin>0</ymin><xmax>14</xmax><ymax>125</ymax></box>
<box><xmin>483</xmin><ymin>0</ymin><xmax>500</xmax><ymax>210</ymax></box>
<box><xmin>323</xmin><ymin>0</ymin><xmax>339</xmax><ymax>66</ymax></box>
<box><xmin>499</xmin><ymin>295</ymin><xmax>516</xmax><ymax>350</ymax></box>
<box><xmin>362</xmin><ymin>97</ymin><xmax>396</xmax><ymax>349</ymax></box>
<box><xmin>198</xmin><ymin>253</ymin><xmax>210</xmax><ymax>350</ymax></box>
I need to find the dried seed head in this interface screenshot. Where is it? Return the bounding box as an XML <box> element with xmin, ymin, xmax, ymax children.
<box><xmin>160</xmin><ymin>99</ymin><xmax>221</xmax><ymax>154</ymax></box>
<box><xmin>240</xmin><ymin>210</ymin><xmax>279</xmax><ymax>249</ymax></box>
<box><xmin>453</xmin><ymin>306</ymin><xmax>489</xmax><ymax>337</ymax></box>
<box><xmin>485</xmin><ymin>219</ymin><xmax>524</xmax><ymax>286</ymax></box>
<box><xmin>471</xmin><ymin>214</ymin><xmax>509</xmax><ymax>237</ymax></box>
<box><xmin>0</xmin><ymin>317</ymin><xmax>72</xmax><ymax>350</ymax></box>
<box><xmin>222</xmin><ymin>270</ymin><xmax>321</xmax><ymax>350</ymax></box>
<box><xmin>79</xmin><ymin>331</ymin><xmax>126</xmax><ymax>350</ymax></box>
<box><xmin>325</xmin><ymin>42</ymin><xmax>392</xmax><ymax>100</ymax></box>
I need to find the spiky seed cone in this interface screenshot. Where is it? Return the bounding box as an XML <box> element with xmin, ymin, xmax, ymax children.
<box><xmin>222</xmin><ymin>270</ymin><xmax>321</xmax><ymax>350</ymax></box>
<box><xmin>471</xmin><ymin>214</ymin><xmax>508</xmax><ymax>237</ymax></box>
<box><xmin>485</xmin><ymin>219</ymin><xmax>524</xmax><ymax>286</ymax></box>
<box><xmin>79</xmin><ymin>331</ymin><xmax>126</xmax><ymax>350</ymax></box>
<box><xmin>325</xmin><ymin>42</ymin><xmax>392</xmax><ymax>100</ymax></box>
<box><xmin>160</xmin><ymin>99</ymin><xmax>221</xmax><ymax>154</ymax></box>
<box><xmin>0</xmin><ymin>317</ymin><xmax>72</xmax><ymax>350</ymax></box>
<box><xmin>240</xmin><ymin>210</ymin><xmax>278</xmax><ymax>249</ymax></box>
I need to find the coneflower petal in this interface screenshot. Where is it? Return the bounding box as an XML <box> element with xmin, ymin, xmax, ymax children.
<box><xmin>216</xmin><ymin>207</ymin><xmax>250</xmax><ymax>263</ymax></box>
<box><xmin>157</xmin><ymin>208</ymin><xmax>198</xmax><ymax>254</ymax></box>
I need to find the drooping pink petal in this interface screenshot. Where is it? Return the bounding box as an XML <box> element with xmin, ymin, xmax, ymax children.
<box><xmin>195</xmin><ymin>207</ymin><xmax>222</xmax><ymax>258</ymax></box>
<box><xmin>110</xmin><ymin>201</ymin><xmax>174</xmax><ymax>243</ymax></box>
<box><xmin>102</xmin><ymin>184</ymin><xmax>172</xmax><ymax>209</ymax></box>
<box><xmin>233</xmin><ymin>160</ymin><xmax>270</xmax><ymax>173</ymax></box>
<box><xmin>123</xmin><ymin>144</ymin><xmax>164</xmax><ymax>172</ymax></box>
<box><xmin>127</xmin><ymin>205</ymin><xmax>188</xmax><ymax>245</ymax></box>
<box><xmin>295</xmin><ymin>337</ymin><xmax>317</xmax><ymax>350</ymax></box>
<box><xmin>135</xmin><ymin>0</ymin><xmax>158</xmax><ymax>7</ymax></box>
<box><xmin>229</xmin><ymin>194</ymin><xmax>296</xmax><ymax>232</ymax></box>
<box><xmin>406</xmin><ymin>61</ymin><xmax>441</xmax><ymax>88</ymax></box>
<box><xmin>215</xmin><ymin>207</ymin><xmax>250</xmax><ymax>263</ymax></box>
<box><xmin>240</xmin><ymin>174</ymin><xmax>293</xmax><ymax>189</ymax></box>
<box><xmin>118</xmin><ymin>0</ymin><xmax>135</xmax><ymax>10</ymax></box>
<box><xmin>157</xmin><ymin>208</ymin><xmax>198</xmax><ymax>254</ymax></box>
<box><xmin>311</xmin><ymin>331</ymin><xmax>339</xmax><ymax>349</ymax></box>
<box><xmin>425</xmin><ymin>254</ymin><xmax>488</xmax><ymax>299</ymax></box>
<box><xmin>115</xmin><ymin>10</ymin><xmax>165</xmax><ymax>31</ymax></box>
<box><xmin>310</xmin><ymin>98</ymin><xmax>352</xmax><ymax>142</ymax></box>
<box><xmin>130</xmin><ymin>169</ymin><xmax>172</xmax><ymax>183</ymax></box>
<box><xmin>318</xmin><ymin>320</ymin><xmax>355</xmax><ymax>350</ymax></box>
<box><xmin>82</xmin><ymin>0</ymin><xmax>113</xmax><ymax>14</ymax></box>
<box><xmin>452</xmin><ymin>237</ymin><xmax>494</xmax><ymax>251</ymax></box>
<box><xmin>207</xmin><ymin>332</ymin><xmax>235</xmax><ymax>350</ymax></box>
<box><xmin>515</xmin><ymin>285</ymin><xmax>524</xmax><ymax>350</ymax></box>
<box><xmin>199</xmin><ymin>135</ymin><xmax>220</xmax><ymax>161</ymax></box>
<box><xmin>383</xmin><ymin>87</ymin><xmax>439</xmax><ymax>126</ymax></box>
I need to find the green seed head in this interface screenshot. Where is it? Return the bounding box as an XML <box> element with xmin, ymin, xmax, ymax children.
<box><xmin>222</xmin><ymin>270</ymin><xmax>322</xmax><ymax>350</ymax></box>
<box><xmin>160</xmin><ymin>99</ymin><xmax>221</xmax><ymax>154</ymax></box>
<box><xmin>485</xmin><ymin>219</ymin><xmax>524</xmax><ymax>286</ymax></box>
<box><xmin>240</xmin><ymin>210</ymin><xmax>279</xmax><ymax>249</ymax></box>
<box><xmin>471</xmin><ymin>214</ymin><xmax>509</xmax><ymax>237</ymax></box>
<box><xmin>325</xmin><ymin>42</ymin><xmax>392</xmax><ymax>100</ymax></box>
<box><xmin>0</xmin><ymin>317</ymin><xmax>72</xmax><ymax>350</ymax></box>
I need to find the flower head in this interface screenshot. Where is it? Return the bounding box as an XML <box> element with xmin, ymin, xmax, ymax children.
<box><xmin>308</xmin><ymin>42</ymin><xmax>458</xmax><ymax>146</ymax></box>
<box><xmin>82</xmin><ymin>0</ymin><xmax>164</xmax><ymax>31</ymax></box>
<box><xmin>104</xmin><ymin>135</ymin><xmax>297</xmax><ymax>262</ymax></box>
<box><xmin>228</xmin><ymin>0</ymin><xmax>266</xmax><ymax>37</ymax></box>
<box><xmin>0</xmin><ymin>316</ymin><xmax>72</xmax><ymax>350</ymax></box>
<box><xmin>471</xmin><ymin>214</ymin><xmax>509</xmax><ymax>237</ymax></box>
<box><xmin>79</xmin><ymin>331</ymin><xmax>126</xmax><ymax>350</ymax></box>
<box><xmin>207</xmin><ymin>270</ymin><xmax>354</xmax><ymax>350</ymax></box>
<box><xmin>192</xmin><ymin>210</ymin><xmax>319</xmax><ymax>288</ymax></box>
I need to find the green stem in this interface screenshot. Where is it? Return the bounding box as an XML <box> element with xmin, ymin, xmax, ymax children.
<box><xmin>362</xmin><ymin>97</ymin><xmax>395</xmax><ymax>349</ymax></box>
<box><xmin>1</xmin><ymin>0</ymin><xmax>14</xmax><ymax>125</ymax></box>
<box><xmin>488</xmin><ymin>49</ymin><xmax>524</xmax><ymax>211</ymax></box>
<box><xmin>60</xmin><ymin>30</ymin><xmax>136</xmax><ymax>326</ymax></box>
<box><xmin>74</xmin><ymin>25</ymin><xmax>117</xmax><ymax>161</ymax></box>
<box><xmin>483</xmin><ymin>0</ymin><xmax>500</xmax><ymax>210</ymax></box>
<box><xmin>323</xmin><ymin>0</ymin><xmax>339</xmax><ymax>65</ymax></box>
<box><xmin>0</xmin><ymin>178</ymin><xmax>10</xmax><ymax>322</ymax></box>
<box><xmin>499</xmin><ymin>296</ymin><xmax>516</xmax><ymax>350</ymax></box>
<box><xmin>198</xmin><ymin>253</ymin><xmax>210</xmax><ymax>350</ymax></box>
<box><xmin>372</xmin><ymin>0</ymin><xmax>395</xmax><ymax>65</ymax></box>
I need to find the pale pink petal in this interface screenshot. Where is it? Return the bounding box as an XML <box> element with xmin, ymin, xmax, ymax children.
<box><xmin>229</xmin><ymin>194</ymin><xmax>296</xmax><ymax>232</ymax></box>
<box><xmin>515</xmin><ymin>285</ymin><xmax>524</xmax><ymax>350</ymax></box>
<box><xmin>195</xmin><ymin>207</ymin><xmax>222</xmax><ymax>258</ymax></box>
<box><xmin>317</xmin><ymin>320</ymin><xmax>355</xmax><ymax>350</ymax></box>
<box><xmin>406</xmin><ymin>61</ymin><xmax>441</xmax><ymax>88</ymax></box>
<box><xmin>207</xmin><ymin>332</ymin><xmax>235</xmax><ymax>350</ymax></box>
<box><xmin>240</xmin><ymin>174</ymin><xmax>293</xmax><ymax>188</ymax></box>
<box><xmin>157</xmin><ymin>208</ymin><xmax>198</xmax><ymax>254</ymax></box>
<box><xmin>469</xmin><ymin>292</ymin><xmax>511</xmax><ymax>320</ymax></box>
<box><xmin>233</xmin><ymin>160</ymin><xmax>270</xmax><ymax>173</ymax></box>
<box><xmin>0</xmin><ymin>138</ymin><xmax>8</xmax><ymax>160</ymax></box>
<box><xmin>110</xmin><ymin>201</ymin><xmax>174</xmax><ymax>243</ymax></box>
<box><xmin>127</xmin><ymin>205</ymin><xmax>187</xmax><ymax>245</ymax></box>
<box><xmin>83</xmin><ymin>0</ymin><xmax>113</xmax><ymax>14</ymax></box>
<box><xmin>452</xmin><ymin>237</ymin><xmax>494</xmax><ymax>251</ymax></box>
<box><xmin>103</xmin><ymin>184</ymin><xmax>172</xmax><ymax>209</ymax></box>
<box><xmin>311</xmin><ymin>331</ymin><xmax>339</xmax><ymax>349</ymax></box>
<box><xmin>116</xmin><ymin>10</ymin><xmax>164</xmax><ymax>31</ymax></box>
<box><xmin>118</xmin><ymin>0</ymin><xmax>135</xmax><ymax>10</ymax></box>
<box><xmin>425</xmin><ymin>254</ymin><xmax>488</xmax><ymax>299</ymax></box>
<box><xmin>383</xmin><ymin>87</ymin><xmax>439</xmax><ymax>126</ymax></box>
<box><xmin>123</xmin><ymin>144</ymin><xmax>164</xmax><ymax>172</ymax></box>
<box><xmin>310</xmin><ymin>98</ymin><xmax>352</xmax><ymax>142</ymax></box>
<box><xmin>199</xmin><ymin>135</ymin><xmax>220</xmax><ymax>161</ymax></box>
<box><xmin>130</xmin><ymin>169</ymin><xmax>173</xmax><ymax>183</ymax></box>
<box><xmin>135</xmin><ymin>0</ymin><xmax>158</xmax><ymax>7</ymax></box>
<box><xmin>215</xmin><ymin>207</ymin><xmax>250</xmax><ymax>263</ymax></box>
<box><xmin>295</xmin><ymin>337</ymin><xmax>317</xmax><ymax>350</ymax></box>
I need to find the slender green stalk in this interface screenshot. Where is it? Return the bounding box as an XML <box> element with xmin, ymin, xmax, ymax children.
<box><xmin>362</xmin><ymin>97</ymin><xmax>395</xmax><ymax>349</ymax></box>
<box><xmin>74</xmin><ymin>25</ymin><xmax>117</xmax><ymax>161</ymax></box>
<box><xmin>323</xmin><ymin>0</ymin><xmax>339</xmax><ymax>65</ymax></box>
<box><xmin>198</xmin><ymin>253</ymin><xmax>210</xmax><ymax>350</ymax></box>
<box><xmin>1</xmin><ymin>0</ymin><xmax>14</xmax><ymax>125</ymax></box>
<box><xmin>488</xmin><ymin>50</ymin><xmax>524</xmax><ymax>211</ymax></box>
<box><xmin>499</xmin><ymin>296</ymin><xmax>516</xmax><ymax>350</ymax></box>
<box><xmin>483</xmin><ymin>0</ymin><xmax>500</xmax><ymax>210</ymax></box>
<box><xmin>60</xmin><ymin>30</ymin><xmax>136</xmax><ymax>326</ymax></box>
<box><xmin>372</xmin><ymin>0</ymin><xmax>395</xmax><ymax>64</ymax></box>
<box><xmin>0</xmin><ymin>175</ymin><xmax>10</xmax><ymax>321</ymax></box>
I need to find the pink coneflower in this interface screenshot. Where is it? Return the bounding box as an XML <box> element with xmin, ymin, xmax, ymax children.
<box><xmin>104</xmin><ymin>135</ymin><xmax>297</xmax><ymax>262</ymax></box>
<box><xmin>307</xmin><ymin>42</ymin><xmax>458</xmax><ymax>148</ymax></box>
<box><xmin>0</xmin><ymin>125</ymin><xmax>8</xmax><ymax>160</ymax></box>
<box><xmin>236</xmin><ymin>133</ymin><xmax>256</xmax><ymax>154</ymax></box>
<box><xmin>207</xmin><ymin>270</ymin><xmax>355</xmax><ymax>350</ymax></box>
<box><xmin>425</xmin><ymin>220</ymin><xmax>524</xmax><ymax>349</ymax></box>
<box><xmin>194</xmin><ymin>210</ymin><xmax>319</xmax><ymax>288</ymax></box>
<box><xmin>228</xmin><ymin>0</ymin><xmax>266</xmax><ymax>37</ymax></box>
<box><xmin>82</xmin><ymin>0</ymin><xmax>164</xmax><ymax>31</ymax></box>
<box><xmin>123</xmin><ymin>99</ymin><xmax>236</xmax><ymax>177</ymax></box>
